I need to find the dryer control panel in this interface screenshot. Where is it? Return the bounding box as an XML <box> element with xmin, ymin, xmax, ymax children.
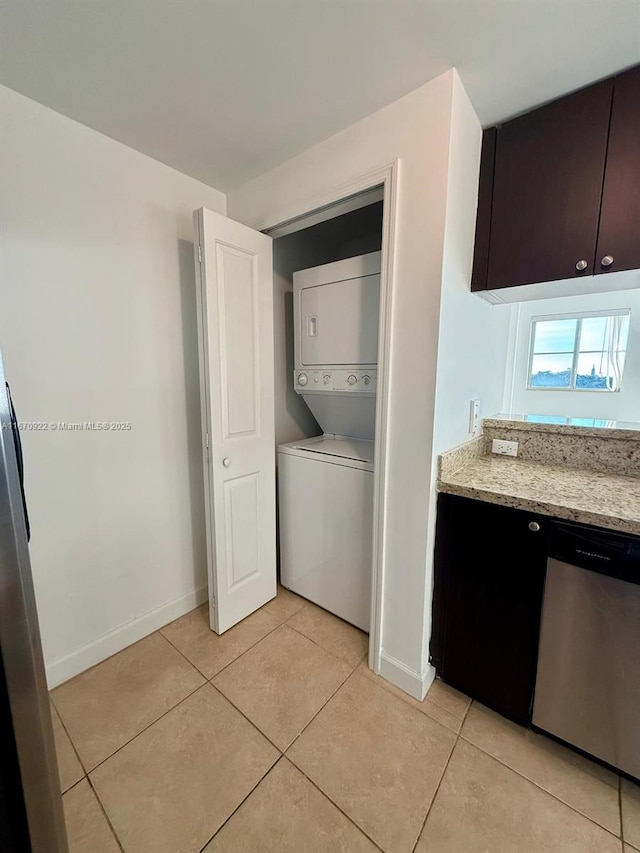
<box><xmin>295</xmin><ymin>369</ymin><xmax>377</xmax><ymax>395</ymax></box>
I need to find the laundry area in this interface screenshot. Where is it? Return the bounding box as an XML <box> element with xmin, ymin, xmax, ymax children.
<box><xmin>271</xmin><ymin>195</ymin><xmax>384</xmax><ymax>633</ymax></box>
<box><xmin>3</xmin><ymin>3</ymin><xmax>639</xmax><ymax>849</ymax></box>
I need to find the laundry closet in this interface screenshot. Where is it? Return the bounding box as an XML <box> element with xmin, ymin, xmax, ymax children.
<box><xmin>270</xmin><ymin>194</ymin><xmax>384</xmax><ymax>633</ymax></box>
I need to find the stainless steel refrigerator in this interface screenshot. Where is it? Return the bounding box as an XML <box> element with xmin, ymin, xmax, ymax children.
<box><xmin>0</xmin><ymin>350</ymin><xmax>68</xmax><ymax>852</ymax></box>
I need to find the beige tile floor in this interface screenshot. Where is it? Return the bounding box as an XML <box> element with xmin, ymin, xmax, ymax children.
<box><xmin>51</xmin><ymin>587</ymin><xmax>639</xmax><ymax>853</ymax></box>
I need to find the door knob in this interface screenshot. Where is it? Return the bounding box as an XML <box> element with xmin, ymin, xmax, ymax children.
<box><xmin>575</xmin><ymin>259</ymin><xmax>588</xmax><ymax>271</ymax></box>
<box><xmin>222</xmin><ymin>457</ymin><xmax>231</xmax><ymax>468</ymax></box>
<box><xmin>528</xmin><ymin>521</ymin><xmax>541</xmax><ymax>532</ymax></box>
<box><xmin>601</xmin><ymin>255</ymin><xmax>614</xmax><ymax>268</ymax></box>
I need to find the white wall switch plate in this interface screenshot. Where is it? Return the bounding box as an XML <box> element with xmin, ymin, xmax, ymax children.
<box><xmin>491</xmin><ymin>439</ymin><xmax>519</xmax><ymax>457</ymax></box>
<box><xmin>469</xmin><ymin>398</ymin><xmax>480</xmax><ymax>436</ymax></box>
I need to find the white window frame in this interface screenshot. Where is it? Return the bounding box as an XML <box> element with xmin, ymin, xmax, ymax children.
<box><xmin>527</xmin><ymin>309</ymin><xmax>630</xmax><ymax>392</ymax></box>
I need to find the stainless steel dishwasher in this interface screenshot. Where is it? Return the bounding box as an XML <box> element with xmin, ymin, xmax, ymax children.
<box><xmin>533</xmin><ymin>521</ymin><xmax>640</xmax><ymax>779</ymax></box>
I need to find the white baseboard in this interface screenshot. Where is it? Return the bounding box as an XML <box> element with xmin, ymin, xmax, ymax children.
<box><xmin>378</xmin><ymin>651</ymin><xmax>436</xmax><ymax>701</ymax></box>
<box><xmin>46</xmin><ymin>586</ymin><xmax>208</xmax><ymax>689</ymax></box>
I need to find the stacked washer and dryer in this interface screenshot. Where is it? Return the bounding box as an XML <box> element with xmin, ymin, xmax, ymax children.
<box><xmin>278</xmin><ymin>251</ymin><xmax>380</xmax><ymax>632</ymax></box>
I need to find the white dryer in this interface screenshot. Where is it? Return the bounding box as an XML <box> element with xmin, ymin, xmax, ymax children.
<box><xmin>278</xmin><ymin>252</ymin><xmax>381</xmax><ymax>631</ymax></box>
<box><xmin>292</xmin><ymin>251</ymin><xmax>380</xmax><ymax>441</ymax></box>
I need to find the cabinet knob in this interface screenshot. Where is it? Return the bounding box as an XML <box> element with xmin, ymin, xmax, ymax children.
<box><xmin>601</xmin><ymin>255</ymin><xmax>614</xmax><ymax>268</ymax></box>
<box><xmin>528</xmin><ymin>521</ymin><xmax>541</xmax><ymax>532</ymax></box>
<box><xmin>575</xmin><ymin>259</ymin><xmax>588</xmax><ymax>271</ymax></box>
<box><xmin>222</xmin><ymin>457</ymin><xmax>231</xmax><ymax>468</ymax></box>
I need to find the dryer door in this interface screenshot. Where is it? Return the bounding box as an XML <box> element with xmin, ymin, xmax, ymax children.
<box><xmin>299</xmin><ymin>274</ymin><xmax>380</xmax><ymax>367</ymax></box>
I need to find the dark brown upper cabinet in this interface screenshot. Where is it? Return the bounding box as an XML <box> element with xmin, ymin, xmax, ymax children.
<box><xmin>472</xmin><ymin>65</ymin><xmax>640</xmax><ymax>292</ymax></box>
<box><xmin>596</xmin><ymin>65</ymin><xmax>640</xmax><ymax>276</ymax></box>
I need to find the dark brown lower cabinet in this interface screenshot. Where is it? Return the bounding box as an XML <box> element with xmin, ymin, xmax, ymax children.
<box><xmin>430</xmin><ymin>494</ymin><xmax>547</xmax><ymax>725</ymax></box>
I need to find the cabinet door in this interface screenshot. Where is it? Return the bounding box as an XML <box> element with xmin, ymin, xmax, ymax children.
<box><xmin>432</xmin><ymin>494</ymin><xmax>547</xmax><ymax>725</ymax></box>
<box><xmin>486</xmin><ymin>79</ymin><xmax>613</xmax><ymax>290</ymax></box>
<box><xmin>595</xmin><ymin>66</ymin><xmax>640</xmax><ymax>275</ymax></box>
<box><xmin>470</xmin><ymin>128</ymin><xmax>497</xmax><ymax>292</ymax></box>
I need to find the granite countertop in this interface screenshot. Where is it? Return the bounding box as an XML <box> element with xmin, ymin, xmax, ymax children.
<box><xmin>438</xmin><ymin>454</ymin><xmax>640</xmax><ymax>536</ymax></box>
<box><xmin>483</xmin><ymin>415</ymin><xmax>640</xmax><ymax>441</ymax></box>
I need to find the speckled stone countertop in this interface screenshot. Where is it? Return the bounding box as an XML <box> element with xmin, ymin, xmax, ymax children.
<box><xmin>438</xmin><ymin>455</ymin><xmax>640</xmax><ymax>536</ymax></box>
<box><xmin>484</xmin><ymin>415</ymin><xmax>640</xmax><ymax>440</ymax></box>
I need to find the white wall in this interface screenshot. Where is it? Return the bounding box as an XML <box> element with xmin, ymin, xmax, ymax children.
<box><xmin>0</xmin><ymin>86</ymin><xmax>227</xmax><ymax>686</ymax></box>
<box><xmin>430</xmin><ymin>77</ymin><xmax>512</xmax><ymax>661</ymax></box>
<box><xmin>504</xmin><ymin>289</ymin><xmax>640</xmax><ymax>422</ymax></box>
<box><xmin>432</xmin><ymin>78</ymin><xmax>512</xmax><ymax>457</ymax></box>
<box><xmin>229</xmin><ymin>71</ymin><xmax>459</xmax><ymax>695</ymax></box>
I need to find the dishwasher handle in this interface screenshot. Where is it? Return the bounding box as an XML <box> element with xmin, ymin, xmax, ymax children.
<box><xmin>550</xmin><ymin>521</ymin><xmax>640</xmax><ymax>585</ymax></box>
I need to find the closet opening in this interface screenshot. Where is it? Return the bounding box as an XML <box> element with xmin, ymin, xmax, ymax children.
<box><xmin>267</xmin><ymin>184</ymin><xmax>389</xmax><ymax>667</ymax></box>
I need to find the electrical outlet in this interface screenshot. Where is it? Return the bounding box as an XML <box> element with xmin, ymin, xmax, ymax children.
<box><xmin>492</xmin><ymin>439</ymin><xmax>519</xmax><ymax>457</ymax></box>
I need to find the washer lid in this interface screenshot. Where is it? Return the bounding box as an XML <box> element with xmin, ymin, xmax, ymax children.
<box><xmin>286</xmin><ymin>435</ymin><xmax>375</xmax><ymax>465</ymax></box>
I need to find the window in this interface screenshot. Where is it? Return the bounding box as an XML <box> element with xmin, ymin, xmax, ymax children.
<box><xmin>528</xmin><ymin>311</ymin><xmax>630</xmax><ymax>391</ymax></box>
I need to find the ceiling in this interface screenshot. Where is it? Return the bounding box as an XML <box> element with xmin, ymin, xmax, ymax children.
<box><xmin>1</xmin><ymin>1</ymin><xmax>638</xmax><ymax>192</ymax></box>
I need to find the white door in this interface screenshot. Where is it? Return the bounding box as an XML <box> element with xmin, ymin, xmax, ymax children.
<box><xmin>299</xmin><ymin>275</ymin><xmax>380</xmax><ymax>366</ymax></box>
<box><xmin>194</xmin><ymin>208</ymin><xmax>276</xmax><ymax>633</ymax></box>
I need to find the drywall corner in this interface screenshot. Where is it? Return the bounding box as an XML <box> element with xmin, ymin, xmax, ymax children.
<box><xmin>426</xmin><ymin>71</ymin><xmax>513</xmax><ymax>667</ymax></box>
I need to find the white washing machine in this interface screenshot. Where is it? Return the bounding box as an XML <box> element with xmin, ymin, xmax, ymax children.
<box><xmin>278</xmin><ymin>252</ymin><xmax>381</xmax><ymax>631</ymax></box>
<box><xmin>278</xmin><ymin>436</ymin><xmax>374</xmax><ymax>631</ymax></box>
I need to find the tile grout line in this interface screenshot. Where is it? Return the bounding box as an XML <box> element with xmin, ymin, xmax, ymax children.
<box><xmin>209</xmin><ymin>638</ymin><xmax>359</xmax><ymax>757</ymax></box>
<box><xmin>461</xmin><ymin>701</ymin><xmax>620</xmax><ymax>792</ymax></box>
<box><xmin>58</xmin><ymin>612</ymin><xmax>286</xmax><ymax>853</ymax></box>
<box><xmin>86</xmin><ymin>774</ymin><xmax>126</xmax><ymax>853</ymax></box>
<box><xmin>287</xmin><ymin>758</ymin><xmax>387</xmax><ymax>853</ymax></box>
<box><xmin>50</xmin><ymin>699</ymin><xmax>90</xmax><ymax>780</ymax></box>
<box><xmin>284</xmin><ymin>619</ymin><xmax>367</xmax><ymax>670</ymax></box>
<box><xmin>357</xmin><ymin>668</ymin><xmax>466</xmax><ymax>735</ymax></box>
<box><xmin>52</xmin><ymin>628</ymin><xmax>208</xmax><ymax>777</ymax></box>
<box><xmin>203</xmin><ymin>611</ymin><xmax>365</xmax><ymax>754</ymax></box>
<box><xmin>262</xmin><ymin>600</ymin><xmax>306</xmax><ymax>624</ymax></box>
<box><xmin>79</xmin><ymin>675</ymin><xmax>282</xmax><ymax>852</ymax></box>
<box><xmin>49</xmin><ymin>629</ymin><xmax>168</xmax><ymax>693</ymax></box>
<box><xmin>53</xmin><ymin>600</ymin><xmax>395</xmax><ymax>852</ymax></box>
<box><xmin>59</xmin><ymin>776</ymin><xmax>87</xmax><ymax>797</ymax></box>
<box><xmin>195</xmin><ymin>754</ymin><xmax>286</xmax><ymax>853</ymax></box>
<box><xmin>460</xmin><ymin>710</ymin><xmax>621</xmax><ymax>791</ymax></box>
<box><xmin>194</xmin><ymin>614</ymin><xmax>368</xmax><ymax>850</ymax></box>
<box><xmin>283</xmin><ymin>659</ymin><xmax>360</xmax><ymax>754</ymax></box>
<box><xmin>54</xmin><ymin>597</ymin><xmax>353</xmax><ymax>773</ymax></box>
<box><xmin>54</xmin><ymin>601</ymin><xmax>308</xmax><ymax>785</ymax></box>
<box><xmin>56</xmin><ymin>611</ymin><xmax>453</xmax><ymax>752</ymax></box>
<box><xmin>424</xmin><ymin>682</ymin><xmax>473</xmax><ymax>722</ymax></box>
<box><xmin>460</xmin><ymin>695</ymin><xmax>473</xmax><ymax>724</ymax></box>
<box><xmin>202</xmin><ymin>617</ymin><xmax>286</xmax><ymax>681</ymax></box>
<box><xmin>457</xmin><ymin>732</ymin><xmax>624</xmax><ymax>841</ymax></box>
<box><xmin>53</xmin><ymin>600</ymin><xmax>474</xmax><ymax>852</ymax></box>
<box><xmin>356</xmin><ymin>663</ymin><xmax>467</xmax><ymax>741</ymax></box>
<box><xmin>619</xmin><ymin>776</ymin><xmax>624</xmax><ymax>846</ymax></box>
<box><xmin>157</xmin><ymin>626</ymin><xmax>219</xmax><ymax>681</ymax></box>
<box><xmin>207</xmin><ymin>680</ymin><xmax>285</xmax><ymax>754</ymax></box>
<box><xmin>280</xmin><ymin>664</ymin><xmax>423</xmax><ymax>850</ymax></box>
<box><xmin>160</xmin><ymin>616</ymin><xmax>276</xmax><ymax>683</ymax></box>
<box><xmin>81</xmin><ymin>680</ymin><xmax>207</xmax><ymax>777</ymax></box>
<box><xmin>410</xmin><ymin>731</ymin><xmax>459</xmax><ymax>853</ymax></box>
<box><xmin>284</xmin><ymin>663</ymin><xmax>457</xmax><ymax>853</ymax></box>
<box><xmin>158</xmin><ymin>628</ymin><xmax>218</xmax><ymax>682</ymax></box>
